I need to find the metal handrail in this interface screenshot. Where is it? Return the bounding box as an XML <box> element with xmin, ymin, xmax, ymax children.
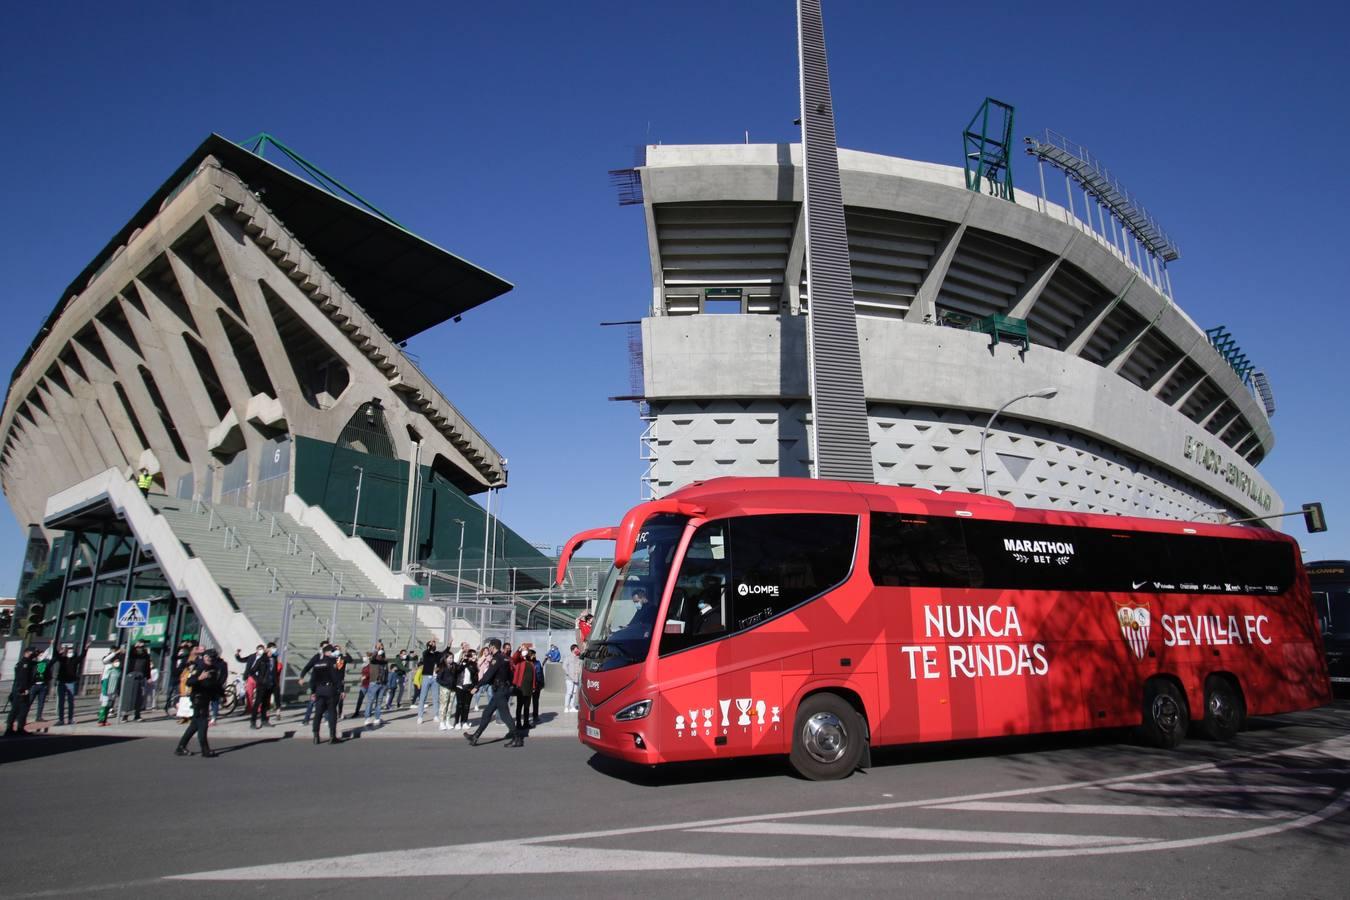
<box><xmin>190</xmin><ymin>498</ymin><xmax>363</xmax><ymax>596</ymax></box>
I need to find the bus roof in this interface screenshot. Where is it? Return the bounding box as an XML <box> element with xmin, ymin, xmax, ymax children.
<box><xmin>665</xmin><ymin>477</ymin><xmax>1292</xmax><ymax>544</ymax></box>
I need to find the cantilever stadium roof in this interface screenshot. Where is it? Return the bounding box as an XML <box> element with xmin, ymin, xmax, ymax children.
<box><xmin>13</xmin><ymin>133</ymin><xmax>512</xmax><ymax>394</ymax></box>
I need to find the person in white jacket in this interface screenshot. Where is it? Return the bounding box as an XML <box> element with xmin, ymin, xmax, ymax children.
<box><xmin>561</xmin><ymin>644</ymin><xmax>582</xmax><ymax>713</ymax></box>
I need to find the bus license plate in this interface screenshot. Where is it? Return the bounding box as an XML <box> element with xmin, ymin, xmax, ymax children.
<box><xmin>585</xmin><ymin>725</ymin><xmax>601</xmax><ymax>739</ymax></box>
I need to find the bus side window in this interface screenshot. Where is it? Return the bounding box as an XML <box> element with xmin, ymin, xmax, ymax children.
<box><xmin>869</xmin><ymin>514</ymin><xmax>971</xmax><ymax>588</ymax></box>
<box><xmin>659</xmin><ymin>514</ymin><xmax>855</xmax><ymax>655</ymax></box>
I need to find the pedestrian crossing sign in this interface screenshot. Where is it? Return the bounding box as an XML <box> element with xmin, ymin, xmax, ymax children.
<box><xmin>116</xmin><ymin>600</ymin><xmax>151</xmax><ymax>629</ymax></box>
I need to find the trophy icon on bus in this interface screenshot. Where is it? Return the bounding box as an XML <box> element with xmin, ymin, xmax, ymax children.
<box><xmin>735</xmin><ymin>698</ymin><xmax>753</xmax><ymax>726</ymax></box>
<box><xmin>718</xmin><ymin>699</ymin><xmax>732</xmax><ymax>728</ymax></box>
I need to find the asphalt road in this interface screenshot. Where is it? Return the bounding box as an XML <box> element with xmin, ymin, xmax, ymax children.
<box><xmin>2</xmin><ymin>703</ymin><xmax>1348</xmax><ymax>899</ymax></box>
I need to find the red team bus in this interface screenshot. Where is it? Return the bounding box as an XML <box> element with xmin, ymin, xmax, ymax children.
<box><xmin>555</xmin><ymin>477</ymin><xmax>1332</xmax><ymax>780</ymax></box>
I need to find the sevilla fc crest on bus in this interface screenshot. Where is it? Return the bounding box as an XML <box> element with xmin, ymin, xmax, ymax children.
<box><xmin>1116</xmin><ymin>600</ymin><xmax>1151</xmax><ymax>660</ymax></box>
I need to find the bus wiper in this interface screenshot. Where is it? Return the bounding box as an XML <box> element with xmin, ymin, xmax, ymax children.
<box><xmin>586</xmin><ymin>638</ymin><xmax>639</xmax><ymax>664</ymax></box>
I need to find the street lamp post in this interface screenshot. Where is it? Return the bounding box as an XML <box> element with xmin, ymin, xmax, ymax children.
<box><xmin>453</xmin><ymin>518</ymin><xmax>465</xmax><ymax>604</ymax></box>
<box><xmin>351</xmin><ymin>465</ymin><xmax>364</xmax><ymax>538</ymax></box>
<box><xmin>979</xmin><ymin>388</ymin><xmax>1058</xmax><ymax>496</ymax></box>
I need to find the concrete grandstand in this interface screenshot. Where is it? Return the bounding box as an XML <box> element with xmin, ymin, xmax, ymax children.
<box><xmin>626</xmin><ymin>143</ymin><xmax>1280</xmax><ymax>523</ymax></box>
<box><xmin>0</xmin><ymin>134</ymin><xmax>571</xmax><ymax>677</ymax></box>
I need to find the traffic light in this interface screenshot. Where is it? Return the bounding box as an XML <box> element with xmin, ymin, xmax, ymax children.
<box><xmin>24</xmin><ymin>603</ymin><xmax>44</xmax><ymax>636</ymax></box>
<box><xmin>1302</xmin><ymin>502</ymin><xmax>1327</xmax><ymax>534</ymax></box>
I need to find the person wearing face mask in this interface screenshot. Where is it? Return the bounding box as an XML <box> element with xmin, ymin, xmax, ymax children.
<box><xmin>53</xmin><ymin>640</ymin><xmax>91</xmax><ymax>726</ymax></box>
<box><xmin>174</xmin><ymin>649</ymin><xmax>224</xmax><ymax>758</ymax></box>
<box><xmin>364</xmin><ymin>643</ymin><xmax>388</xmax><ymax>727</ymax></box>
<box><xmin>235</xmin><ymin>643</ymin><xmax>266</xmax><ymax>716</ymax></box>
<box><xmin>416</xmin><ymin>639</ymin><xmax>443</xmax><ymax>725</ymax></box>
<box><xmin>300</xmin><ymin>644</ymin><xmax>344</xmax><ymax>745</ymax></box>
<box><xmin>246</xmin><ymin>644</ymin><xmax>277</xmax><ymax>729</ymax></box>
<box><xmin>464</xmin><ymin>638</ymin><xmax>521</xmax><ymax>748</ymax></box>
<box><xmin>5</xmin><ymin>646</ymin><xmax>41</xmax><ymax>737</ymax></box>
<box><xmin>97</xmin><ymin>646</ymin><xmax>124</xmax><ymax>725</ymax></box>
<box><xmin>386</xmin><ymin>650</ymin><xmax>407</xmax><ymax>711</ymax></box>
<box><xmin>351</xmin><ymin>654</ymin><xmax>371</xmax><ymax>720</ymax></box>
<box><xmin>121</xmin><ymin>641</ymin><xmax>152</xmax><ymax>721</ymax></box>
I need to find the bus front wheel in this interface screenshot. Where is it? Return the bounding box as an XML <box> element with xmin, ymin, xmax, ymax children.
<box><xmin>789</xmin><ymin>693</ymin><xmax>865</xmax><ymax>781</ymax></box>
<box><xmin>1140</xmin><ymin>679</ymin><xmax>1189</xmax><ymax>749</ymax></box>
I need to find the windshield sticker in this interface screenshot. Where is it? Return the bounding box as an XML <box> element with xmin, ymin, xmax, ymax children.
<box><xmin>737</xmin><ymin>583</ymin><xmax>780</xmax><ymax>597</ymax></box>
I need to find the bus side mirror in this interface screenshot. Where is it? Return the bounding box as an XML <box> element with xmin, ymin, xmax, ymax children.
<box><xmin>1302</xmin><ymin>502</ymin><xmax>1327</xmax><ymax>533</ymax></box>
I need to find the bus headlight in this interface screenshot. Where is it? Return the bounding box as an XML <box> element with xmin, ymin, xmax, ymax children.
<box><xmin>614</xmin><ymin>699</ymin><xmax>652</xmax><ymax>721</ymax></box>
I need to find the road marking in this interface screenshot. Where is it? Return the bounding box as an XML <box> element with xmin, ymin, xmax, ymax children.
<box><xmin>169</xmin><ymin>733</ymin><xmax>1350</xmax><ymax>880</ymax></box>
<box><xmin>168</xmin><ymin>790</ymin><xmax>1350</xmax><ymax>879</ymax></box>
<box><xmin>1100</xmin><ymin>783</ymin><xmax>1334</xmax><ymax>796</ymax></box>
<box><xmin>692</xmin><ymin>822</ymin><xmax>1160</xmax><ymax>848</ymax></box>
<box><xmin>1218</xmin><ymin>767</ymin><xmax>1350</xmax><ymax>776</ymax></box>
<box><xmin>926</xmin><ymin>801</ymin><xmax>1295</xmax><ymax>820</ymax></box>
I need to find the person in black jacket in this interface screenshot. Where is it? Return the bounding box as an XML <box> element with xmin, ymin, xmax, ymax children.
<box><xmin>246</xmin><ymin>645</ymin><xmax>278</xmax><ymax>729</ymax></box>
<box><xmin>121</xmin><ymin>641</ymin><xmax>153</xmax><ymax>721</ymax></box>
<box><xmin>54</xmin><ymin>640</ymin><xmax>91</xmax><ymax>726</ymax></box>
<box><xmin>175</xmin><ymin>649</ymin><xmax>224</xmax><ymax>757</ymax></box>
<box><xmin>4</xmin><ymin>647</ymin><xmax>40</xmax><ymax>736</ymax></box>
<box><xmin>364</xmin><ymin>643</ymin><xmax>389</xmax><ymax>727</ymax></box>
<box><xmin>465</xmin><ymin>639</ymin><xmax>521</xmax><ymax>747</ymax></box>
<box><xmin>302</xmin><ymin>645</ymin><xmax>344</xmax><ymax>745</ymax></box>
<box><xmin>452</xmin><ymin>648</ymin><xmax>478</xmax><ymax>730</ymax></box>
<box><xmin>415</xmin><ymin>640</ymin><xmax>443</xmax><ymax>725</ymax></box>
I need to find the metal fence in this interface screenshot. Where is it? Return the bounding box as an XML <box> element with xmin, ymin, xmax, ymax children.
<box><xmin>276</xmin><ymin>593</ymin><xmax>517</xmax><ymax>698</ymax></box>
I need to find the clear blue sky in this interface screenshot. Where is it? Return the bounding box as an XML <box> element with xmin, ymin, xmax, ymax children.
<box><xmin>1</xmin><ymin>1</ymin><xmax>1347</xmax><ymax>592</ymax></box>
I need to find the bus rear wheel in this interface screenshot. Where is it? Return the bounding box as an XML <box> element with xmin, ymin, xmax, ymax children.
<box><xmin>1140</xmin><ymin>679</ymin><xmax>1189</xmax><ymax>749</ymax></box>
<box><xmin>1199</xmin><ymin>676</ymin><xmax>1244</xmax><ymax>742</ymax></box>
<box><xmin>789</xmin><ymin>693</ymin><xmax>865</xmax><ymax>781</ymax></box>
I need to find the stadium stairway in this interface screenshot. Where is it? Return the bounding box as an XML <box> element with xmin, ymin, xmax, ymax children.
<box><xmin>41</xmin><ymin>469</ymin><xmax>445</xmax><ymax>684</ymax></box>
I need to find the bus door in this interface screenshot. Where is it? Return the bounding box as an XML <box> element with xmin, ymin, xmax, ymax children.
<box><xmin>654</xmin><ymin>512</ymin><xmax>862</xmax><ymax>761</ymax></box>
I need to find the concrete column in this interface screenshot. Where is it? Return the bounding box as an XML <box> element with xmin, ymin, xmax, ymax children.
<box><xmin>89</xmin><ymin>317</ymin><xmax>180</xmax><ymax>468</ymax></box>
<box><xmin>32</xmin><ymin>381</ymin><xmax>98</xmax><ymax>474</ymax></box>
<box><xmin>782</xmin><ymin>206</ymin><xmax>806</xmax><ymax>316</ymax></box>
<box><xmin>66</xmin><ymin>338</ymin><xmax>147</xmax><ymax>462</ymax></box>
<box><xmin>1143</xmin><ymin>351</ymin><xmax>1187</xmax><ymax>395</ymax></box>
<box><xmin>639</xmin><ymin>168</ymin><xmax>664</xmax><ymax>316</ymax></box>
<box><xmin>1007</xmin><ymin>232</ymin><xmax>1076</xmax><ymax>321</ymax></box>
<box><xmin>904</xmin><ymin>215</ymin><xmax>969</xmax><ymax>323</ymax></box>
<box><xmin>55</xmin><ymin>357</ymin><xmax>126</xmax><ymax>471</ymax></box>
<box><xmin>201</xmin><ymin>214</ymin><xmax>306</xmax><ymax>405</ymax></box>
<box><xmin>123</xmin><ymin>281</ymin><xmax>212</xmax><ymax>459</ymax></box>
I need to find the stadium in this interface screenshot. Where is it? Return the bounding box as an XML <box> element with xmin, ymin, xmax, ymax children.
<box><xmin>621</xmin><ymin>137</ymin><xmax>1280</xmax><ymax>523</ymax></box>
<box><xmin>0</xmin><ymin>134</ymin><xmax>571</xmax><ymax>669</ymax></box>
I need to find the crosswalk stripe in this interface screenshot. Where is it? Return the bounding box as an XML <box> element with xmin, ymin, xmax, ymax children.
<box><xmin>693</xmin><ymin>822</ymin><xmax>1159</xmax><ymax>848</ymax></box>
<box><xmin>1100</xmin><ymin>783</ymin><xmax>1334</xmax><ymax>796</ymax></box>
<box><xmin>927</xmin><ymin>801</ymin><xmax>1295</xmax><ymax>820</ymax></box>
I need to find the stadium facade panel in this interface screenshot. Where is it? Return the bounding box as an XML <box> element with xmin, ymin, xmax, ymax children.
<box><xmin>635</xmin><ymin>144</ymin><xmax>1279</xmax><ymax>523</ymax></box>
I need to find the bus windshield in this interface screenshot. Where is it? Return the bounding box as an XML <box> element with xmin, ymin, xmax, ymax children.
<box><xmin>1314</xmin><ymin>590</ymin><xmax>1350</xmax><ymax>638</ymax></box>
<box><xmin>585</xmin><ymin>514</ymin><xmax>687</xmax><ymax>670</ymax></box>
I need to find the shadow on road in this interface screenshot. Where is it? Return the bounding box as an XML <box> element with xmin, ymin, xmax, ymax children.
<box><xmin>0</xmin><ymin>734</ymin><xmax>142</xmax><ymax>765</ymax></box>
<box><xmin>213</xmin><ymin>731</ymin><xmax>297</xmax><ymax>755</ymax></box>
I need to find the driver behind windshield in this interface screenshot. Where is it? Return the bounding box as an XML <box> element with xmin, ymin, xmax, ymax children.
<box><xmin>612</xmin><ymin>587</ymin><xmax>658</xmax><ymax>641</ymax></box>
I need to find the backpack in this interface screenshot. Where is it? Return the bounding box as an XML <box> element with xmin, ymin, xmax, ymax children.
<box><xmin>533</xmin><ymin>660</ymin><xmax>545</xmax><ymax>691</ymax></box>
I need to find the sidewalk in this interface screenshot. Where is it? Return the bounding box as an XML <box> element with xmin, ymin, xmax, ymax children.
<box><xmin>8</xmin><ymin>694</ymin><xmax>582</xmax><ymax>742</ymax></box>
